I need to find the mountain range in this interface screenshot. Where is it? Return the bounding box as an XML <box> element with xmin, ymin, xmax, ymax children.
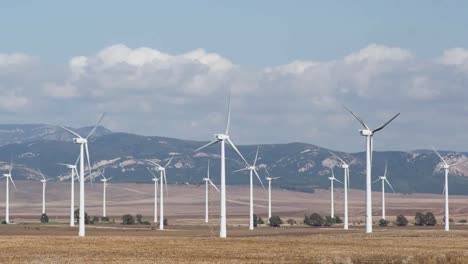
<box><xmin>1</xmin><ymin>124</ymin><xmax>468</xmax><ymax>195</ymax></box>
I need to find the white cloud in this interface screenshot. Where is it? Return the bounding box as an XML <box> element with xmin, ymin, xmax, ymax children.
<box><xmin>2</xmin><ymin>44</ymin><xmax>468</xmax><ymax>151</ymax></box>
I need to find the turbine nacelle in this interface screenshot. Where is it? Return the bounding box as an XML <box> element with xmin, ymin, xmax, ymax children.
<box><xmin>152</xmin><ymin>177</ymin><xmax>159</xmax><ymax>182</ymax></box>
<box><xmin>3</xmin><ymin>174</ymin><xmax>11</xmax><ymax>177</ymax></box>
<box><xmin>203</xmin><ymin>177</ymin><xmax>209</xmax><ymax>181</ymax></box>
<box><xmin>156</xmin><ymin>167</ymin><xmax>165</xmax><ymax>172</ymax></box>
<box><xmin>359</xmin><ymin>129</ymin><xmax>373</xmax><ymax>136</ymax></box>
<box><xmin>379</xmin><ymin>176</ymin><xmax>386</xmax><ymax>180</ymax></box>
<box><xmin>215</xmin><ymin>134</ymin><xmax>228</xmax><ymax>140</ymax></box>
<box><xmin>100</xmin><ymin>179</ymin><xmax>107</xmax><ymax>182</ymax></box>
<box><xmin>328</xmin><ymin>177</ymin><xmax>335</xmax><ymax>180</ymax></box>
<box><xmin>73</xmin><ymin>138</ymin><xmax>87</xmax><ymax>144</ymax></box>
<box><xmin>41</xmin><ymin>179</ymin><xmax>47</xmax><ymax>183</ymax></box>
<box><xmin>442</xmin><ymin>164</ymin><xmax>450</xmax><ymax>169</ymax></box>
<box><xmin>265</xmin><ymin>177</ymin><xmax>272</xmax><ymax>181</ymax></box>
<box><xmin>340</xmin><ymin>164</ymin><xmax>349</xmax><ymax>169</ymax></box>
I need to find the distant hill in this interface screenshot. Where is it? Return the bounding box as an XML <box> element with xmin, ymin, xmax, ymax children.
<box><xmin>0</xmin><ymin>124</ymin><xmax>468</xmax><ymax>195</ymax></box>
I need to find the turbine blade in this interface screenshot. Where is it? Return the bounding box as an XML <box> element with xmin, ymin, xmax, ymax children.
<box><xmin>9</xmin><ymin>159</ymin><xmax>13</xmax><ymax>175</ymax></box>
<box><xmin>450</xmin><ymin>158</ymin><xmax>468</xmax><ymax>168</ymax></box>
<box><xmin>254</xmin><ymin>169</ymin><xmax>265</xmax><ymax>190</ymax></box>
<box><xmin>253</xmin><ymin>146</ymin><xmax>260</xmax><ymax>167</ymax></box>
<box><xmin>74</xmin><ymin>167</ymin><xmax>80</xmax><ymax>182</ymax></box>
<box><xmin>264</xmin><ymin>168</ymin><xmax>272</xmax><ymax>178</ymax></box>
<box><xmin>334</xmin><ymin>178</ymin><xmax>344</xmax><ymax>184</ymax></box>
<box><xmin>385</xmin><ymin>178</ymin><xmax>396</xmax><ymax>193</ymax></box>
<box><xmin>207</xmin><ymin>160</ymin><xmax>210</xmax><ymax>179</ymax></box>
<box><xmin>9</xmin><ymin>176</ymin><xmax>17</xmax><ymax>191</ymax></box>
<box><xmin>209</xmin><ymin>179</ymin><xmax>220</xmax><ymax>192</ymax></box>
<box><xmin>349</xmin><ymin>158</ymin><xmax>357</xmax><ymax>165</ymax></box>
<box><xmin>194</xmin><ymin>140</ymin><xmax>220</xmax><ymax>153</ymax></box>
<box><xmin>164</xmin><ymin>156</ymin><xmax>174</xmax><ymax>168</ymax></box>
<box><xmin>273</xmin><ymin>177</ymin><xmax>280</xmax><ymax>180</ymax></box>
<box><xmin>86</xmin><ymin>113</ymin><xmax>105</xmax><ymax>139</ymax></box>
<box><xmin>432</xmin><ymin>147</ymin><xmax>448</xmax><ymax>165</ymax></box>
<box><xmin>329</xmin><ymin>151</ymin><xmax>346</xmax><ymax>165</ymax></box>
<box><xmin>344</xmin><ymin>105</ymin><xmax>369</xmax><ymax>130</ymax></box>
<box><xmin>147</xmin><ymin>160</ymin><xmax>163</xmax><ymax>168</ymax></box>
<box><xmin>227</xmin><ymin>138</ymin><xmax>249</xmax><ymax>167</ymax></box>
<box><xmin>59</xmin><ymin>125</ymin><xmax>83</xmax><ymax>139</ymax></box>
<box><xmin>372</xmin><ymin>113</ymin><xmax>400</xmax><ymax>133</ymax></box>
<box><xmin>39</xmin><ymin>170</ymin><xmax>46</xmax><ymax>181</ymax></box>
<box><xmin>85</xmin><ymin>143</ymin><xmax>92</xmax><ymax>184</ymax></box>
<box><xmin>164</xmin><ymin>171</ymin><xmax>168</xmax><ymax>196</ymax></box>
<box><xmin>147</xmin><ymin>168</ymin><xmax>157</xmax><ymax>179</ymax></box>
<box><xmin>233</xmin><ymin>168</ymin><xmax>248</xmax><ymax>173</ymax></box>
<box><xmin>331</xmin><ymin>167</ymin><xmax>335</xmax><ymax>178</ymax></box>
<box><xmin>225</xmin><ymin>90</ymin><xmax>231</xmax><ymax>135</ymax></box>
<box><xmin>372</xmin><ymin>178</ymin><xmax>380</xmax><ymax>184</ymax></box>
<box><xmin>384</xmin><ymin>161</ymin><xmax>388</xmax><ymax>178</ymax></box>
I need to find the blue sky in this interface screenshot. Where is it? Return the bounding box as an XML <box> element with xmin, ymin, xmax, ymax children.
<box><xmin>1</xmin><ymin>1</ymin><xmax>468</xmax><ymax>152</ymax></box>
<box><xmin>2</xmin><ymin>1</ymin><xmax>468</xmax><ymax>65</ymax></box>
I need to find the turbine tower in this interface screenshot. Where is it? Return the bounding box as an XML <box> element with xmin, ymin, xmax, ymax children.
<box><xmin>327</xmin><ymin>167</ymin><xmax>343</xmax><ymax>218</ymax></box>
<box><xmin>233</xmin><ymin>146</ymin><xmax>265</xmax><ymax>230</ymax></box>
<box><xmin>329</xmin><ymin>151</ymin><xmax>355</xmax><ymax>230</ymax></box>
<box><xmin>264</xmin><ymin>168</ymin><xmax>279</xmax><ymax>220</ymax></box>
<box><xmin>2</xmin><ymin>161</ymin><xmax>17</xmax><ymax>224</ymax></box>
<box><xmin>58</xmin><ymin>161</ymin><xmax>79</xmax><ymax>227</ymax></box>
<box><xmin>203</xmin><ymin>160</ymin><xmax>220</xmax><ymax>223</ymax></box>
<box><xmin>372</xmin><ymin>162</ymin><xmax>395</xmax><ymax>220</ymax></box>
<box><xmin>433</xmin><ymin>148</ymin><xmax>467</xmax><ymax>231</ymax></box>
<box><xmin>194</xmin><ymin>94</ymin><xmax>250</xmax><ymax>238</ymax></box>
<box><xmin>60</xmin><ymin>113</ymin><xmax>104</xmax><ymax>237</ymax></box>
<box><xmin>147</xmin><ymin>168</ymin><xmax>159</xmax><ymax>223</ymax></box>
<box><xmin>345</xmin><ymin>106</ymin><xmax>399</xmax><ymax>233</ymax></box>
<box><xmin>38</xmin><ymin>170</ymin><xmax>50</xmax><ymax>215</ymax></box>
<box><xmin>148</xmin><ymin>157</ymin><xmax>173</xmax><ymax>230</ymax></box>
<box><xmin>98</xmin><ymin>168</ymin><xmax>111</xmax><ymax>218</ymax></box>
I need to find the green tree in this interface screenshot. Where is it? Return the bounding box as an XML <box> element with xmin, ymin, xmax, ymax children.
<box><xmin>74</xmin><ymin>209</ymin><xmax>89</xmax><ymax>224</ymax></box>
<box><xmin>286</xmin><ymin>219</ymin><xmax>296</xmax><ymax>225</ymax></box>
<box><xmin>163</xmin><ymin>218</ymin><xmax>168</xmax><ymax>226</ymax></box>
<box><xmin>40</xmin><ymin>213</ymin><xmax>49</xmax><ymax>223</ymax></box>
<box><xmin>257</xmin><ymin>217</ymin><xmax>264</xmax><ymax>225</ymax></box>
<box><xmin>307</xmin><ymin>213</ymin><xmax>325</xmax><ymax>227</ymax></box>
<box><xmin>396</xmin><ymin>215</ymin><xmax>408</xmax><ymax>226</ymax></box>
<box><xmin>425</xmin><ymin>212</ymin><xmax>437</xmax><ymax>226</ymax></box>
<box><xmin>136</xmin><ymin>214</ymin><xmax>143</xmax><ymax>224</ymax></box>
<box><xmin>253</xmin><ymin>214</ymin><xmax>259</xmax><ymax>227</ymax></box>
<box><xmin>324</xmin><ymin>216</ymin><xmax>336</xmax><ymax>226</ymax></box>
<box><xmin>414</xmin><ymin>212</ymin><xmax>427</xmax><ymax>226</ymax></box>
<box><xmin>269</xmin><ymin>216</ymin><xmax>283</xmax><ymax>227</ymax></box>
<box><xmin>378</xmin><ymin>219</ymin><xmax>389</xmax><ymax>226</ymax></box>
<box><xmin>334</xmin><ymin>216</ymin><xmax>343</xmax><ymax>224</ymax></box>
<box><xmin>122</xmin><ymin>214</ymin><xmax>135</xmax><ymax>225</ymax></box>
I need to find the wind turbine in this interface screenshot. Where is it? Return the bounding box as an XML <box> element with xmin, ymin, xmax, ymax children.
<box><xmin>98</xmin><ymin>168</ymin><xmax>111</xmax><ymax>218</ymax></box>
<box><xmin>203</xmin><ymin>160</ymin><xmax>220</xmax><ymax>223</ymax></box>
<box><xmin>345</xmin><ymin>106</ymin><xmax>399</xmax><ymax>233</ymax></box>
<box><xmin>38</xmin><ymin>170</ymin><xmax>51</xmax><ymax>215</ymax></box>
<box><xmin>148</xmin><ymin>157</ymin><xmax>173</xmax><ymax>230</ymax></box>
<box><xmin>372</xmin><ymin>162</ymin><xmax>395</xmax><ymax>220</ymax></box>
<box><xmin>329</xmin><ymin>151</ymin><xmax>355</xmax><ymax>230</ymax></box>
<box><xmin>58</xmin><ymin>161</ymin><xmax>79</xmax><ymax>227</ymax></box>
<box><xmin>233</xmin><ymin>146</ymin><xmax>265</xmax><ymax>230</ymax></box>
<box><xmin>328</xmin><ymin>167</ymin><xmax>343</xmax><ymax>218</ymax></box>
<box><xmin>147</xmin><ymin>168</ymin><xmax>159</xmax><ymax>223</ymax></box>
<box><xmin>194</xmin><ymin>94</ymin><xmax>250</xmax><ymax>238</ymax></box>
<box><xmin>432</xmin><ymin>148</ymin><xmax>467</xmax><ymax>231</ymax></box>
<box><xmin>60</xmin><ymin>113</ymin><xmax>104</xmax><ymax>237</ymax></box>
<box><xmin>2</xmin><ymin>161</ymin><xmax>17</xmax><ymax>224</ymax></box>
<box><xmin>264</xmin><ymin>168</ymin><xmax>279</xmax><ymax>220</ymax></box>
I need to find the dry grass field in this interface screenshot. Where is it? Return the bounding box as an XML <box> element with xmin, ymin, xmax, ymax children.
<box><xmin>1</xmin><ymin>182</ymin><xmax>468</xmax><ymax>263</ymax></box>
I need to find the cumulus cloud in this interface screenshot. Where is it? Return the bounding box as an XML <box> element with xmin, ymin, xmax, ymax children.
<box><xmin>2</xmin><ymin>44</ymin><xmax>468</xmax><ymax>151</ymax></box>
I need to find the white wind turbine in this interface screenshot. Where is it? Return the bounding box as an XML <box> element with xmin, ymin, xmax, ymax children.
<box><xmin>147</xmin><ymin>168</ymin><xmax>159</xmax><ymax>223</ymax></box>
<box><xmin>38</xmin><ymin>170</ymin><xmax>51</xmax><ymax>215</ymax></box>
<box><xmin>264</xmin><ymin>168</ymin><xmax>279</xmax><ymax>220</ymax></box>
<box><xmin>60</xmin><ymin>113</ymin><xmax>104</xmax><ymax>237</ymax></box>
<box><xmin>327</xmin><ymin>167</ymin><xmax>343</xmax><ymax>218</ymax></box>
<box><xmin>372</xmin><ymin>162</ymin><xmax>395</xmax><ymax>220</ymax></box>
<box><xmin>329</xmin><ymin>151</ymin><xmax>355</xmax><ymax>230</ymax></box>
<box><xmin>194</xmin><ymin>94</ymin><xmax>250</xmax><ymax>238</ymax></box>
<box><xmin>58</xmin><ymin>161</ymin><xmax>79</xmax><ymax>227</ymax></box>
<box><xmin>432</xmin><ymin>148</ymin><xmax>467</xmax><ymax>231</ymax></box>
<box><xmin>234</xmin><ymin>146</ymin><xmax>265</xmax><ymax>230</ymax></box>
<box><xmin>203</xmin><ymin>160</ymin><xmax>220</xmax><ymax>223</ymax></box>
<box><xmin>148</xmin><ymin>157</ymin><xmax>173</xmax><ymax>230</ymax></box>
<box><xmin>345</xmin><ymin>106</ymin><xmax>399</xmax><ymax>233</ymax></box>
<box><xmin>2</xmin><ymin>161</ymin><xmax>17</xmax><ymax>224</ymax></box>
<box><xmin>98</xmin><ymin>168</ymin><xmax>111</xmax><ymax>218</ymax></box>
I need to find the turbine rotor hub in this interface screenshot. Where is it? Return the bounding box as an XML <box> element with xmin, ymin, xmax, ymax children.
<box><xmin>360</xmin><ymin>129</ymin><xmax>373</xmax><ymax>136</ymax></box>
<box><xmin>215</xmin><ymin>134</ymin><xmax>228</xmax><ymax>140</ymax></box>
<box><xmin>73</xmin><ymin>138</ymin><xmax>87</xmax><ymax>144</ymax></box>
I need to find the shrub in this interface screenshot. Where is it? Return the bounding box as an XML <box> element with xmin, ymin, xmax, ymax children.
<box><xmin>89</xmin><ymin>216</ymin><xmax>99</xmax><ymax>224</ymax></box>
<box><xmin>459</xmin><ymin>219</ymin><xmax>467</xmax><ymax>223</ymax></box>
<box><xmin>324</xmin><ymin>216</ymin><xmax>336</xmax><ymax>226</ymax></box>
<box><xmin>136</xmin><ymin>214</ymin><xmax>143</xmax><ymax>224</ymax></box>
<box><xmin>287</xmin><ymin>219</ymin><xmax>296</xmax><ymax>225</ymax></box>
<box><xmin>74</xmin><ymin>209</ymin><xmax>89</xmax><ymax>224</ymax></box>
<box><xmin>269</xmin><ymin>216</ymin><xmax>283</xmax><ymax>227</ymax></box>
<box><xmin>257</xmin><ymin>217</ymin><xmax>264</xmax><ymax>225</ymax></box>
<box><xmin>101</xmin><ymin>216</ymin><xmax>110</xmax><ymax>222</ymax></box>
<box><xmin>122</xmin><ymin>214</ymin><xmax>135</xmax><ymax>225</ymax></box>
<box><xmin>141</xmin><ymin>221</ymin><xmax>151</xmax><ymax>225</ymax></box>
<box><xmin>396</xmin><ymin>215</ymin><xmax>408</xmax><ymax>226</ymax></box>
<box><xmin>1</xmin><ymin>220</ymin><xmax>6</xmax><ymax>224</ymax></box>
<box><xmin>425</xmin><ymin>212</ymin><xmax>437</xmax><ymax>226</ymax></box>
<box><xmin>378</xmin><ymin>219</ymin><xmax>389</xmax><ymax>226</ymax></box>
<box><xmin>40</xmin><ymin>213</ymin><xmax>49</xmax><ymax>223</ymax></box>
<box><xmin>335</xmin><ymin>216</ymin><xmax>343</xmax><ymax>224</ymax></box>
<box><xmin>163</xmin><ymin>218</ymin><xmax>168</xmax><ymax>226</ymax></box>
<box><xmin>253</xmin><ymin>214</ymin><xmax>259</xmax><ymax>227</ymax></box>
<box><xmin>414</xmin><ymin>212</ymin><xmax>426</xmax><ymax>226</ymax></box>
<box><xmin>305</xmin><ymin>213</ymin><xmax>325</xmax><ymax>227</ymax></box>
